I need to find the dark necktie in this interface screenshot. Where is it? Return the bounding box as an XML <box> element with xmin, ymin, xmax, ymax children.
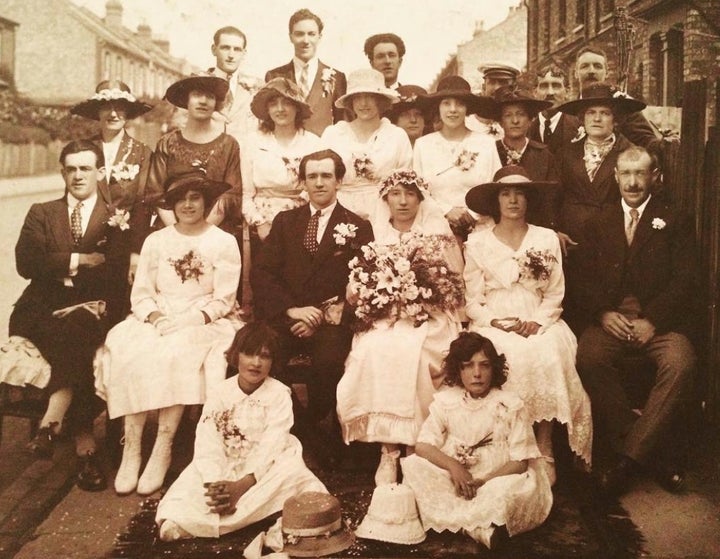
<box><xmin>303</xmin><ymin>209</ymin><xmax>321</xmax><ymax>254</ymax></box>
<box><xmin>71</xmin><ymin>201</ymin><xmax>83</xmax><ymax>245</ymax></box>
<box><xmin>626</xmin><ymin>208</ymin><xmax>640</xmax><ymax>245</ymax></box>
<box><xmin>224</xmin><ymin>74</ymin><xmax>234</xmax><ymax>111</ymax></box>
<box><xmin>543</xmin><ymin>118</ymin><xmax>553</xmax><ymax>144</ymax></box>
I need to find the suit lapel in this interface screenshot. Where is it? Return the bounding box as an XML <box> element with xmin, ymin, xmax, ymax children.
<box><xmin>629</xmin><ymin>196</ymin><xmax>660</xmax><ymax>257</ymax></box>
<box><xmin>52</xmin><ymin>198</ymin><xmax>75</xmax><ymax>250</ymax></box>
<box><xmin>312</xmin><ymin>203</ymin><xmax>345</xmax><ymax>265</ymax></box>
<box><xmin>306</xmin><ymin>61</ymin><xmax>326</xmax><ymax>105</ymax></box>
<box><xmin>568</xmin><ymin>142</ymin><xmax>592</xmax><ymax>191</ymax></box>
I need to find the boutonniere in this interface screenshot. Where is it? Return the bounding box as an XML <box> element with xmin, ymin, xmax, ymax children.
<box><xmin>237</xmin><ymin>74</ymin><xmax>261</xmax><ymax>92</ymax></box>
<box><xmin>571</xmin><ymin>126</ymin><xmax>587</xmax><ymax>143</ymax></box>
<box><xmin>281</xmin><ymin>156</ymin><xmax>302</xmax><ymax>182</ymax></box>
<box><xmin>652</xmin><ymin>217</ymin><xmax>667</xmax><ymax>230</ymax></box>
<box><xmin>488</xmin><ymin>122</ymin><xmax>503</xmax><ymax>137</ymax></box>
<box><xmin>333</xmin><ymin>223</ymin><xmax>358</xmax><ymax>246</ymax></box>
<box><xmin>110</xmin><ymin>161</ymin><xmax>140</xmax><ymax>182</ymax></box>
<box><xmin>320</xmin><ymin>68</ymin><xmax>337</xmax><ymax>98</ymax></box>
<box><xmin>168</xmin><ymin>250</ymin><xmax>205</xmax><ymax>283</ymax></box>
<box><xmin>107</xmin><ymin>208</ymin><xmax>130</xmax><ymax>230</ymax></box>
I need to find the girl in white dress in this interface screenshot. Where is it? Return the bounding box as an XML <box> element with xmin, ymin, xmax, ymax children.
<box><xmin>413</xmin><ymin>76</ymin><xmax>501</xmax><ymax>242</ymax></box>
<box><xmin>95</xmin><ymin>173</ymin><xmax>243</xmax><ymax>496</ymax></box>
<box><xmin>156</xmin><ymin>322</ymin><xmax>326</xmax><ymax>541</ymax></box>
<box><xmin>402</xmin><ymin>332</ymin><xmax>552</xmax><ymax>549</ymax></box>
<box><xmin>321</xmin><ymin>69</ymin><xmax>411</xmax><ymax>220</ymax></box>
<box><xmin>463</xmin><ymin>166</ymin><xmax>593</xmax><ymax>484</ymax></box>
<box><xmin>336</xmin><ymin>170</ymin><xmax>463</xmax><ymax>486</ymax></box>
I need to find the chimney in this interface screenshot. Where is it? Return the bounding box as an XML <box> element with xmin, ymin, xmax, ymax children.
<box><xmin>136</xmin><ymin>22</ymin><xmax>152</xmax><ymax>42</ymax></box>
<box><xmin>104</xmin><ymin>0</ymin><xmax>123</xmax><ymax>28</ymax></box>
<box><xmin>474</xmin><ymin>20</ymin><xmax>485</xmax><ymax>35</ymax></box>
<box><xmin>153</xmin><ymin>38</ymin><xmax>170</xmax><ymax>53</ymax></box>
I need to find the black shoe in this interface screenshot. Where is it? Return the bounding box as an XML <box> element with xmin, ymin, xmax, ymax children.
<box><xmin>27</xmin><ymin>422</ymin><xmax>59</xmax><ymax>459</ymax></box>
<box><xmin>77</xmin><ymin>451</ymin><xmax>107</xmax><ymax>492</ymax></box>
<box><xmin>489</xmin><ymin>525</ymin><xmax>509</xmax><ymax>549</ymax></box>
<box><xmin>599</xmin><ymin>456</ymin><xmax>638</xmax><ymax>496</ymax></box>
<box><xmin>655</xmin><ymin>468</ymin><xmax>685</xmax><ymax>493</ymax></box>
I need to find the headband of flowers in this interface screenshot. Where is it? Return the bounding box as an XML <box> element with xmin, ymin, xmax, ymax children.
<box><xmin>378</xmin><ymin>169</ymin><xmax>430</xmax><ymax>199</ymax></box>
<box><xmin>91</xmin><ymin>88</ymin><xmax>137</xmax><ymax>103</ymax></box>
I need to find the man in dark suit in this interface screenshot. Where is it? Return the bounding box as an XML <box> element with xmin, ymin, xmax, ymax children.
<box><xmin>265</xmin><ymin>9</ymin><xmax>347</xmax><ymax>136</ymax></box>
<box><xmin>364</xmin><ymin>33</ymin><xmax>404</xmax><ymax>89</ymax></box>
<box><xmin>529</xmin><ymin>62</ymin><xmax>581</xmax><ymax>154</ymax></box>
<box><xmin>573</xmin><ymin>145</ymin><xmax>697</xmax><ymax>495</ymax></box>
<box><xmin>251</xmin><ymin>149</ymin><xmax>372</xmax><ymax>459</ymax></box>
<box><xmin>10</xmin><ymin>140</ymin><xmax>116</xmax><ymax>491</ymax></box>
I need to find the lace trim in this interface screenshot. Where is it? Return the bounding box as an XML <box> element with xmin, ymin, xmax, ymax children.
<box><xmin>341</xmin><ymin>412</ymin><xmax>417</xmax><ymax>445</ymax></box>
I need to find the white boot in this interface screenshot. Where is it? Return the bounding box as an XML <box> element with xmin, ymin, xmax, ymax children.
<box><xmin>467</xmin><ymin>526</ymin><xmax>495</xmax><ymax>548</ymax></box>
<box><xmin>137</xmin><ymin>427</ymin><xmax>173</xmax><ymax>496</ymax></box>
<box><xmin>374</xmin><ymin>449</ymin><xmax>400</xmax><ymax>486</ymax></box>
<box><xmin>114</xmin><ymin>423</ymin><xmax>143</xmax><ymax>496</ymax></box>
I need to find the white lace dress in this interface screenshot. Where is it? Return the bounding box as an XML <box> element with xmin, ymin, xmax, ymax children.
<box><xmin>401</xmin><ymin>387</ymin><xmax>552</xmax><ymax>537</ymax></box>
<box><xmin>464</xmin><ymin>224</ymin><xmax>593</xmax><ymax>465</ymax></box>
<box><xmin>156</xmin><ymin>376</ymin><xmax>326</xmax><ymax>538</ymax></box>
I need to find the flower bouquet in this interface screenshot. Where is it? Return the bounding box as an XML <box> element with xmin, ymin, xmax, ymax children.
<box><xmin>514</xmin><ymin>248</ymin><xmax>557</xmax><ymax>286</ymax></box>
<box><xmin>168</xmin><ymin>250</ymin><xmax>205</xmax><ymax>283</ymax></box>
<box><xmin>348</xmin><ymin>233</ymin><xmax>464</xmax><ymax>332</ymax></box>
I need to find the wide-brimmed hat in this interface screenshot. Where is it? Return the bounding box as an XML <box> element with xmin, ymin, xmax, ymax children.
<box><xmin>158</xmin><ymin>170</ymin><xmax>231</xmax><ymax>209</ymax></box>
<box><xmin>251</xmin><ymin>77</ymin><xmax>313</xmax><ymax>122</ymax></box>
<box><xmin>556</xmin><ymin>82</ymin><xmax>647</xmax><ymax>117</ymax></box>
<box><xmin>335</xmin><ymin>69</ymin><xmax>400</xmax><ymax>110</ymax></box>
<box><xmin>493</xmin><ymin>85</ymin><xmax>553</xmax><ymax>119</ymax></box>
<box><xmin>164</xmin><ymin>75</ymin><xmax>229</xmax><ymax>109</ymax></box>
<box><xmin>70</xmin><ymin>80</ymin><xmax>153</xmax><ymax>120</ymax></box>
<box><xmin>465</xmin><ymin>165</ymin><xmax>559</xmax><ymax>216</ymax></box>
<box><xmin>281</xmin><ymin>492</ymin><xmax>355</xmax><ymax>557</ymax></box>
<box><xmin>355</xmin><ymin>483</ymin><xmax>426</xmax><ymax>545</ymax></box>
<box><xmin>425</xmin><ymin>76</ymin><xmax>496</xmax><ymax>119</ymax></box>
<box><xmin>384</xmin><ymin>85</ymin><xmax>429</xmax><ymax>121</ymax></box>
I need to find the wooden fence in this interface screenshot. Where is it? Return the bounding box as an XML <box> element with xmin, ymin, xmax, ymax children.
<box><xmin>0</xmin><ymin>140</ymin><xmax>64</xmax><ymax>178</ymax></box>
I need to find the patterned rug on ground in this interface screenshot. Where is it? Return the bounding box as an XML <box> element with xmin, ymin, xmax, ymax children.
<box><xmin>108</xmin><ymin>467</ymin><xmax>645</xmax><ymax>559</ymax></box>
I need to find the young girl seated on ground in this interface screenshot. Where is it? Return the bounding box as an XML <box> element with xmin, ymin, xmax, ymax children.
<box><xmin>401</xmin><ymin>332</ymin><xmax>553</xmax><ymax>549</ymax></box>
<box><xmin>156</xmin><ymin>322</ymin><xmax>327</xmax><ymax>541</ymax></box>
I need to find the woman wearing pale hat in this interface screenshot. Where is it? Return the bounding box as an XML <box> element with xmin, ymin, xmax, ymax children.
<box><xmin>463</xmin><ymin>166</ymin><xmax>593</xmax><ymax>485</ymax></box>
<box><xmin>413</xmin><ymin>76</ymin><xmax>501</xmax><ymax>242</ymax></box>
<box><xmin>70</xmin><ymin>80</ymin><xmax>153</xmax><ymax>324</ymax></box>
<box><xmin>385</xmin><ymin>85</ymin><xmax>430</xmax><ymax>146</ymax></box>
<box><xmin>241</xmin><ymin>78</ymin><xmax>322</xmax><ymax>242</ymax></box>
<box><xmin>321</xmin><ymin>68</ymin><xmax>412</xmax><ymax>220</ymax></box>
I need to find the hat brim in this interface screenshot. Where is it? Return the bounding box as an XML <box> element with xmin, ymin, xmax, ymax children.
<box><xmin>384</xmin><ymin>97</ymin><xmax>430</xmax><ymax>120</ymax></box>
<box><xmin>557</xmin><ymin>96</ymin><xmax>646</xmax><ymax>117</ymax></box>
<box><xmin>355</xmin><ymin>517</ymin><xmax>426</xmax><ymax>545</ymax></box>
<box><xmin>334</xmin><ymin>89</ymin><xmax>400</xmax><ymax>110</ymax></box>
<box><xmin>283</xmin><ymin>527</ymin><xmax>355</xmax><ymax>557</ymax></box>
<box><xmin>164</xmin><ymin>76</ymin><xmax>229</xmax><ymax>109</ymax></box>
<box><xmin>425</xmin><ymin>91</ymin><xmax>497</xmax><ymax>120</ymax></box>
<box><xmin>495</xmin><ymin>98</ymin><xmax>553</xmax><ymax>118</ymax></box>
<box><xmin>70</xmin><ymin>98</ymin><xmax>153</xmax><ymax>121</ymax></box>
<box><xmin>250</xmin><ymin>87</ymin><xmax>313</xmax><ymax>122</ymax></box>
<box><xmin>465</xmin><ymin>179</ymin><xmax>559</xmax><ymax>216</ymax></box>
<box><xmin>157</xmin><ymin>178</ymin><xmax>231</xmax><ymax>209</ymax></box>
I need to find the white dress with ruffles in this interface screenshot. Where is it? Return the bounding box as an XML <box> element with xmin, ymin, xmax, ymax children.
<box><xmin>464</xmin><ymin>224</ymin><xmax>593</xmax><ymax>465</ymax></box>
<box><xmin>321</xmin><ymin>117</ymin><xmax>412</xmax><ymax>220</ymax></box>
<box><xmin>156</xmin><ymin>376</ymin><xmax>326</xmax><ymax>538</ymax></box>
<box><xmin>401</xmin><ymin>387</ymin><xmax>552</xmax><ymax>537</ymax></box>
<box><xmin>94</xmin><ymin>225</ymin><xmax>243</xmax><ymax>418</ymax></box>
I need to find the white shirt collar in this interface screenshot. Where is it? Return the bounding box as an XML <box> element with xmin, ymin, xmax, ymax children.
<box><xmin>102</xmin><ymin>129</ymin><xmax>124</xmax><ymax>174</ymax></box>
<box><xmin>621</xmin><ymin>194</ymin><xmax>652</xmax><ymax>223</ymax></box>
<box><xmin>387</xmin><ymin>81</ymin><xmax>400</xmax><ymax>90</ymax></box>
<box><xmin>67</xmin><ymin>191</ymin><xmax>97</xmax><ymax>209</ymax></box>
<box><xmin>293</xmin><ymin>57</ymin><xmax>319</xmax><ymax>83</ymax></box>
<box><xmin>308</xmin><ymin>199</ymin><xmax>336</xmax><ymax>217</ymax></box>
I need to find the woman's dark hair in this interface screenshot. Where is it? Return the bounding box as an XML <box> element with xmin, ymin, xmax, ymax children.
<box><xmin>579</xmin><ymin>103</ymin><xmax>616</xmax><ymax>121</ymax></box>
<box><xmin>430</xmin><ymin>96</ymin><xmax>468</xmax><ymax>127</ymax></box>
<box><xmin>486</xmin><ymin>184</ymin><xmax>540</xmax><ymax>224</ymax></box>
<box><xmin>259</xmin><ymin>94</ymin><xmax>306</xmax><ymax>133</ymax></box>
<box><xmin>346</xmin><ymin>94</ymin><xmax>392</xmax><ymax>122</ymax></box>
<box><xmin>442</xmin><ymin>332</ymin><xmax>508</xmax><ymax>389</ymax></box>
<box><xmin>225</xmin><ymin>322</ymin><xmax>282</xmax><ymax>377</ymax></box>
<box><xmin>166</xmin><ymin>185</ymin><xmax>215</xmax><ymax>215</ymax></box>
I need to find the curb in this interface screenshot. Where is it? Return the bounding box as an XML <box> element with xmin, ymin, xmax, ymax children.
<box><xmin>0</xmin><ymin>174</ymin><xmax>63</xmax><ymax>200</ymax></box>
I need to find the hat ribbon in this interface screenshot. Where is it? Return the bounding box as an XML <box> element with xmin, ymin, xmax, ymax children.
<box><xmin>283</xmin><ymin>518</ymin><xmax>341</xmax><ymax>537</ymax></box>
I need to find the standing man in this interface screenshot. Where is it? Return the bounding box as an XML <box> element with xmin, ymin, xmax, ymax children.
<box><xmin>265</xmin><ymin>9</ymin><xmax>347</xmax><ymax>136</ymax></box>
<box><xmin>207</xmin><ymin>26</ymin><xmax>264</xmax><ymax>146</ymax></box>
<box><xmin>11</xmin><ymin>140</ymin><xmax>117</xmax><ymax>491</ymax></box>
<box><xmin>364</xmin><ymin>33</ymin><xmax>405</xmax><ymax>89</ymax></box>
<box><xmin>573</xmin><ymin>145</ymin><xmax>697</xmax><ymax>495</ymax></box>
<box><xmin>251</xmin><ymin>149</ymin><xmax>372</xmax><ymax>463</ymax></box>
<box><xmin>466</xmin><ymin>61</ymin><xmax>521</xmax><ymax>136</ymax></box>
<box><xmin>529</xmin><ymin>62</ymin><xmax>581</xmax><ymax>154</ymax></box>
<box><xmin>574</xmin><ymin>46</ymin><xmax>660</xmax><ymax>150</ymax></box>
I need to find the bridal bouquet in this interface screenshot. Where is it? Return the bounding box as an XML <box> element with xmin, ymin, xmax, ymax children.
<box><xmin>514</xmin><ymin>248</ymin><xmax>557</xmax><ymax>285</ymax></box>
<box><xmin>348</xmin><ymin>233</ymin><xmax>464</xmax><ymax>332</ymax></box>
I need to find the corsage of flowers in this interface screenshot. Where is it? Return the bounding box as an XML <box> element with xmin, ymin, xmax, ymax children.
<box><xmin>107</xmin><ymin>208</ymin><xmax>131</xmax><ymax>230</ymax></box>
<box><xmin>652</xmin><ymin>217</ymin><xmax>667</xmax><ymax>230</ymax></box>
<box><xmin>321</xmin><ymin>68</ymin><xmax>337</xmax><ymax>98</ymax></box>
<box><xmin>571</xmin><ymin>126</ymin><xmax>587</xmax><ymax>143</ymax></box>
<box><xmin>91</xmin><ymin>88</ymin><xmax>136</xmax><ymax>102</ymax></box>
<box><xmin>168</xmin><ymin>250</ymin><xmax>205</xmax><ymax>283</ymax></box>
<box><xmin>438</xmin><ymin>149</ymin><xmax>479</xmax><ymax>175</ymax></box>
<box><xmin>455</xmin><ymin>434</ymin><xmax>493</xmax><ymax>467</ymax></box>
<box><xmin>203</xmin><ymin>406</ymin><xmax>249</xmax><ymax>449</ymax></box>
<box><xmin>333</xmin><ymin>223</ymin><xmax>358</xmax><ymax>246</ymax></box>
<box><xmin>378</xmin><ymin>169</ymin><xmax>430</xmax><ymax>199</ymax></box>
<box><xmin>110</xmin><ymin>161</ymin><xmax>140</xmax><ymax>181</ymax></box>
<box><xmin>352</xmin><ymin>152</ymin><xmax>376</xmax><ymax>181</ymax></box>
<box><xmin>348</xmin><ymin>233</ymin><xmax>464</xmax><ymax>332</ymax></box>
<box><xmin>514</xmin><ymin>248</ymin><xmax>558</xmax><ymax>283</ymax></box>
<box><xmin>488</xmin><ymin>121</ymin><xmax>504</xmax><ymax>137</ymax></box>
<box><xmin>281</xmin><ymin>156</ymin><xmax>302</xmax><ymax>182</ymax></box>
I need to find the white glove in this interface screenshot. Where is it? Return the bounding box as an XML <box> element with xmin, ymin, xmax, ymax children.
<box><xmin>156</xmin><ymin>311</ymin><xmax>205</xmax><ymax>336</ymax></box>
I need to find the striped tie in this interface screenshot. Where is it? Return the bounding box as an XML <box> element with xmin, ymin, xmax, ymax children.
<box><xmin>299</xmin><ymin>64</ymin><xmax>310</xmax><ymax>98</ymax></box>
<box><xmin>71</xmin><ymin>201</ymin><xmax>83</xmax><ymax>245</ymax></box>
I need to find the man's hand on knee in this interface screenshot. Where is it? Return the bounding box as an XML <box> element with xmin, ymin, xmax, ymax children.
<box><xmin>630</xmin><ymin>318</ymin><xmax>656</xmax><ymax>348</ymax></box>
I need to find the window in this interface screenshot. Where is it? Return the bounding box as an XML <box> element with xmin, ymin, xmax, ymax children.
<box><xmin>559</xmin><ymin>0</ymin><xmax>567</xmax><ymax>36</ymax></box>
<box><xmin>575</xmin><ymin>0</ymin><xmax>585</xmax><ymax>26</ymax></box>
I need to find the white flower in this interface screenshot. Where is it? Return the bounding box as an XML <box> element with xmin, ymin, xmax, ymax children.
<box><xmin>652</xmin><ymin>217</ymin><xmax>667</xmax><ymax>230</ymax></box>
<box><xmin>333</xmin><ymin>223</ymin><xmax>358</xmax><ymax>245</ymax></box>
<box><xmin>110</xmin><ymin>161</ymin><xmax>140</xmax><ymax>181</ymax></box>
<box><xmin>91</xmin><ymin>88</ymin><xmax>136</xmax><ymax>103</ymax></box>
<box><xmin>320</xmin><ymin>68</ymin><xmax>337</xmax><ymax>98</ymax></box>
<box><xmin>394</xmin><ymin>257</ymin><xmax>411</xmax><ymax>274</ymax></box>
<box><xmin>571</xmin><ymin>126</ymin><xmax>587</xmax><ymax>143</ymax></box>
<box><xmin>107</xmin><ymin>208</ymin><xmax>130</xmax><ymax>230</ymax></box>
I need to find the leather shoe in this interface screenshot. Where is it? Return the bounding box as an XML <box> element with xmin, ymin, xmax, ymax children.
<box><xmin>27</xmin><ymin>422</ymin><xmax>59</xmax><ymax>459</ymax></box>
<box><xmin>655</xmin><ymin>468</ymin><xmax>685</xmax><ymax>493</ymax></box>
<box><xmin>599</xmin><ymin>456</ymin><xmax>638</xmax><ymax>496</ymax></box>
<box><xmin>77</xmin><ymin>451</ymin><xmax>107</xmax><ymax>492</ymax></box>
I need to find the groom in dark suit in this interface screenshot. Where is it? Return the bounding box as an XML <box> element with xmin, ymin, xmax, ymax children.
<box><xmin>573</xmin><ymin>145</ymin><xmax>697</xmax><ymax>495</ymax></box>
<box><xmin>251</xmin><ymin>149</ymin><xmax>372</xmax><ymax>458</ymax></box>
<box><xmin>265</xmin><ymin>8</ymin><xmax>347</xmax><ymax>136</ymax></box>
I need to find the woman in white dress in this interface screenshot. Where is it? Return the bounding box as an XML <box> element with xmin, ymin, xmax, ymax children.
<box><xmin>401</xmin><ymin>332</ymin><xmax>552</xmax><ymax>549</ymax></box>
<box><xmin>321</xmin><ymin>68</ymin><xmax>411</xmax><ymax>220</ymax></box>
<box><xmin>337</xmin><ymin>170</ymin><xmax>463</xmax><ymax>486</ymax></box>
<box><xmin>95</xmin><ymin>173</ymin><xmax>243</xmax><ymax>496</ymax></box>
<box><xmin>242</xmin><ymin>78</ymin><xmax>322</xmax><ymax>242</ymax></box>
<box><xmin>463</xmin><ymin>166</ymin><xmax>593</xmax><ymax>484</ymax></box>
<box><xmin>156</xmin><ymin>322</ymin><xmax>326</xmax><ymax>541</ymax></box>
<box><xmin>413</xmin><ymin>76</ymin><xmax>501</xmax><ymax>242</ymax></box>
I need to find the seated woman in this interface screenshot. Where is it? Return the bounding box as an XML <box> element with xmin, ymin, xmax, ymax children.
<box><xmin>337</xmin><ymin>170</ymin><xmax>464</xmax><ymax>486</ymax></box>
<box><xmin>321</xmin><ymin>68</ymin><xmax>411</xmax><ymax>220</ymax></box>
<box><xmin>94</xmin><ymin>172</ymin><xmax>243</xmax><ymax>496</ymax></box>
<box><xmin>385</xmin><ymin>85</ymin><xmax>430</xmax><ymax>146</ymax></box>
<box><xmin>463</xmin><ymin>166</ymin><xmax>593</xmax><ymax>484</ymax></box>
<box><xmin>242</xmin><ymin>78</ymin><xmax>322</xmax><ymax>243</ymax></box>
<box><xmin>401</xmin><ymin>332</ymin><xmax>552</xmax><ymax>549</ymax></box>
<box><xmin>413</xmin><ymin>76</ymin><xmax>501</xmax><ymax>242</ymax></box>
<box><xmin>155</xmin><ymin>322</ymin><xmax>326</xmax><ymax>541</ymax></box>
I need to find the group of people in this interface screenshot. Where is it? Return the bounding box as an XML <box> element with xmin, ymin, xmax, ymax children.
<box><xmin>3</xmin><ymin>7</ymin><xmax>699</xmax><ymax>551</ymax></box>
